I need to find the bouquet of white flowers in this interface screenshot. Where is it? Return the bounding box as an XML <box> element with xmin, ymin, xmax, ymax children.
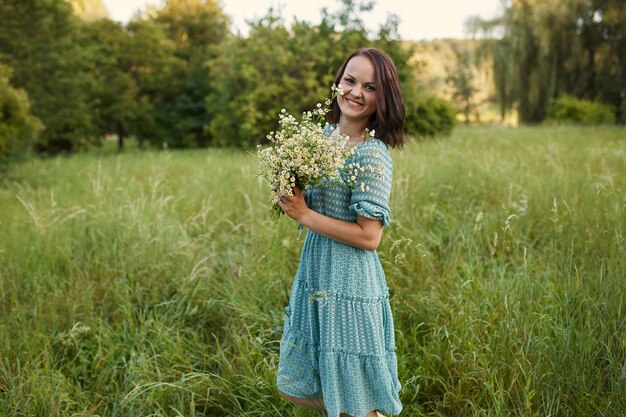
<box><xmin>256</xmin><ymin>85</ymin><xmax>371</xmax><ymax>220</ymax></box>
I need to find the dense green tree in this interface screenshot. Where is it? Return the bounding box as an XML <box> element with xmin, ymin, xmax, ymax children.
<box><xmin>501</xmin><ymin>0</ymin><xmax>580</xmax><ymax>123</ymax></box>
<box><xmin>147</xmin><ymin>0</ymin><xmax>229</xmax><ymax>61</ymax></box>
<box><xmin>146</xmin><ymin>0</ymin><xmax>230</xmax><ymax>147</ymax></box>
<box><xmin>124</xmin><ymin>19</ymin><xmax>186</xmax><ymax>147</ymax></box>
<box><xmin>82</xmin><ymin>19</ymin><xmax>140</xmax><ymax>152</ymax></box>
<box><xmin>0</xmin><ymin>64</ymin><xmax>43</xmax><ymax>165</ymax></box>
<box><xmin>0</xmin><ymin>0</ymin><xmax>98</xmax><ymax>153</ymax></box>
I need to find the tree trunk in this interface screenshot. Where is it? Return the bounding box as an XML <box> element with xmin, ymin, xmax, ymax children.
<box><xmin>609</xmin><ymin>40</ymin><xmax>625</xmax><ymax>123</ymax></box>
<box><xmin>116</xmin><ymin>122</ymin><xmax>126</xmax><ymax>153</ymax></box>
<box><xmin>585</xmin><ymin>33</ymin><xmax>596</xmax><ymax>97</ymax></box>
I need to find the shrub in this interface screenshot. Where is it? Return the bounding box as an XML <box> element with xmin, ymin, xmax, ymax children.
<box><xmin>405</xmin><ymin>95</ymin><xmax>457</xmax><ymax>139</ymax></box>
<box><xmin>545</xmin><ymin>95</ymin><xmax>616</xmax><ymax>125</ymax></box>
<box><xmin>0</xmin><ymin>64</ymin><xmax>42</xmax><ymax>167</ymax></box>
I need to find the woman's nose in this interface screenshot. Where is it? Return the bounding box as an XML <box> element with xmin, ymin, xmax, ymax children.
<box><xmin>351</xmin><ymin>84</ymin><xmax>363</xmax><ymax>97</ymax></box>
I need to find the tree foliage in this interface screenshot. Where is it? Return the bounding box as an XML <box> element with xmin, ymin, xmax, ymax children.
<box><xmin>0</xmin><ymin>0</ymin><xmax>98</xmax><ymax>153</ymax></box>
<box><xmin>205</xmin><ymin>0</ymin><xmax>441</xmax><ymax>148</ymax></box>
<box><xmin>447</xmin><ymin>50</ymin><xmax>480</xmax><ymax>124</ymax></box>
<box><xmin>204</xmin><ymin>8</ymin><xmax>365</xmax><ymax>148</ymax></box>
<box><xmin>470</xmin><ymin>0</ymin><xmax>625</xmax><ymax>124</ymax></box>
<box><xmin>82</xmin><ymin>19</ymin><xmax>140</xmax><ymax>151</ymax></box>
<box><xmin>0</xmin><ymin>64</ymin><xmax>42</xmax><ymax>166</ymax></box>
<box><xmin>68</xmin><ymin>0</ymin><xmax>108</xmax><ymax>21</ymax></box>
<box><xmin>146</xmin><ymin>0</ymin><xmax>231</xmax><ymax>148</ymax></box>
<box><xmin>0</xmin><ymin>0</ymin><xmax>456</xmax><ymax>155</ymax></box>
<box><xmin>122</xmin><ymin>19</ymin><xmax>186</xmax><ymax>147</ymax></box>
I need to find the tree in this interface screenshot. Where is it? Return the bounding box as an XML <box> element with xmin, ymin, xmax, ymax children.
<box><xmin>0</xmin><ymin>0</ymin><xmax>99</xmax><ymax>153</ymax></box>
<box><xmin>146</xmin><ymin>0</ymin><xmax>231</xmax><ymax>147</ymax></box>
<box><xmin>592</xmin><ymin>0</ymin><xmax>626</xmax><ymax>122</ymax></box>
<box><xmin>82</xmin><ymin>19</ymin><xmax>140</xmax><ymax>152</ymax></box>
<box><xmin>147</xmin><ymin>0</ymin><xmax>229</xmax><ymax>61</ymax></box>
<box><xmin>124</xmin><ymin>19</ymin><xmax>186</xmax><ymax>147</ymax></box>
<box><xmin>447</xmin><ymin>50</ymin><xmax>480</xmax><ymax>124</ymax></box>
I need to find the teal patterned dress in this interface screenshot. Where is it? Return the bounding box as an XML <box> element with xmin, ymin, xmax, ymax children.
<box><xmin>277</xmin><ymin>137</ymin><xmax>403</xmax><ymax>417</ymax></box>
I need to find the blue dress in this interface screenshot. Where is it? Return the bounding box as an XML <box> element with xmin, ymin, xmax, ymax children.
<box><xmin>277</xmin><ymin>138</ymin><xmax>403</xmax><ymax>417</ymax></box>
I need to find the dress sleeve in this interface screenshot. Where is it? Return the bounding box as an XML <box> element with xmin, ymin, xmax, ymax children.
<box><xmin>348</xmin><ymin>141</ymin><xmax>393</xmax><ymax>226</ymax></box>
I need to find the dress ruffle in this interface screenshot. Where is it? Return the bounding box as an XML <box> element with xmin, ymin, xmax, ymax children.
<box><xmin>277</xmin><ymin>277</ymin><xmax>402</xmax><ymax>417</ymax></box>
<box><xmin>349</xmin><ymin>201</ymin><xmax>390</xmax><ymax>227</ymax></box>
<box><xmin>347</xmin><ymin>140</ymin><xmax>393</xmax><ymax>228</ymax></box>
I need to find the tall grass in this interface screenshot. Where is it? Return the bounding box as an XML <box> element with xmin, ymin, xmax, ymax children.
<box><xmin>0</xmin><ymin>125</ymin><xmax>624</xmax><ymax>416</ymax></box>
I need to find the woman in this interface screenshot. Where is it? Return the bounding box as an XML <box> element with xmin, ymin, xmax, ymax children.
<box><xmin>276</xmin><ymin>47</ymin><xmax>405</xmax><ymax>417</ymax></box>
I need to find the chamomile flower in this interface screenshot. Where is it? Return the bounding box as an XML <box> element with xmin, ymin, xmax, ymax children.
<box><xmin>256</xmin><ymin>84</ymin><xmax>383</xmax><ymax>220</ymax></box>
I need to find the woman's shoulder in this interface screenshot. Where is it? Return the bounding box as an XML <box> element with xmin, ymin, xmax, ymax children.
<box><xmin>360</xmin><ymin>138</ymin><xmax>387</xmax><ymax>150</ymax></box>
<box><xmin>356</xmin><ymin>138</ymin><xmax>391</xmax><ymax>159</ymax></box>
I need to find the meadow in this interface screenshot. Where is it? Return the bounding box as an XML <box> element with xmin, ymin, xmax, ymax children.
<box><xmin>0</xmin><ymin>125</ymin><xmax>624</xmax><ymax>416</ymax></box>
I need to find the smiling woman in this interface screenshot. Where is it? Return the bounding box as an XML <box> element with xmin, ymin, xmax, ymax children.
<box><xmin>275</xmin><ymin>47</ymin><xmax>405</xmax><ymax>417</ymax></box>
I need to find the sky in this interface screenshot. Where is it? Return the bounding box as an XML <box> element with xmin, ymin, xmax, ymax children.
<box><xmin>101</xmin><ymin>0</ymin><xmax>503</xmax><ymax>41</ymax></box>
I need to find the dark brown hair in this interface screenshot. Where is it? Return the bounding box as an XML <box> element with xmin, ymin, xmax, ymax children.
<box><xmin>328</xmin><ymin>47</ymin><xmax>405</xmax><ymax>148</ymax></box>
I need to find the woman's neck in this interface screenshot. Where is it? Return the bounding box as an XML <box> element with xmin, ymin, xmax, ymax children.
<box><xmin>337</xmin><ymin>119</ymin><xmax>369</xmax><ymax>147</ymax></box>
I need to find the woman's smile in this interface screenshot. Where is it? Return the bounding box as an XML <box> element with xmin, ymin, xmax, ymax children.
<box><xmin>344</xmin><ymin>97</ymin><xmax>363</xmax><ymax>107</ymax></box>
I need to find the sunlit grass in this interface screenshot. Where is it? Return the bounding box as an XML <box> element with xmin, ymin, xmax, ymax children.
<box><xmin>0</xmin><ymin>125</ymin><xmax>624</xmax><ymax>416</ymax></box>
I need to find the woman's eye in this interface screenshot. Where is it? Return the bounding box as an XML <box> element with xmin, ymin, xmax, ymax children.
<box><xmin>343</xmin><ymin>77</ymin><xmax>355</xmax><ymax>84</ymax></box>
<box><xmin>365</xmin><ymin>85</ymin><xmax>375</xmax><ymax>91</ymax></box>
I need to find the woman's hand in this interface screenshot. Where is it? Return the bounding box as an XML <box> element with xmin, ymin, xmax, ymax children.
<box><xmin>275</xmin><ymin>185</ymin><xmax>382</xmax><ymax>251</ymax></box>
<box><xmin>277</xmin><ymin>186</ymin><xmax>309</xmax><ymax>223</ymax></box>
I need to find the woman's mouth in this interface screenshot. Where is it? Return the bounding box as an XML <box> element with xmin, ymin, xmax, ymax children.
<box><xmin>344</xmin><ymin>97</ymin><xmax>362</xmax><ymax>107</ymax></box>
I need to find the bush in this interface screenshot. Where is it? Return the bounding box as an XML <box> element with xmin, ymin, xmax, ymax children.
<box><xmin>0</xmin><ymin>64</ymin><xmax>42</xmax><ymax>167</ymax></box>
<box><xmin>545</xmin><ymin>95</ymin><xmax>616</xmax><ymax>125</ymax></box>
<box><xmin>405</xmin><ymin>95</ymin><xmax>457</xmax><ymax>139</ymax></box>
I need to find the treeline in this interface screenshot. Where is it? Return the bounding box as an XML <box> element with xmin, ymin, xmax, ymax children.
<box><xmin>2</xmin><ymin>0</ymin><xmax>624</xmax><ymax>164</ymax></box>
<box><xmin>469</xmin><ymin>0</ymin><xmax>625</xmax><ymax>124</ymax></box>
<box><xmin>0</xmin><ymin>0</ymin><xmax>456</xmax><ymax>162</ymax></box>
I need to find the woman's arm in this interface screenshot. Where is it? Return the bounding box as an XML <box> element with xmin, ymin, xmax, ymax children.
<box><xmin>278</xmin><ymin>187</ymin><xmax>383</xmax><ymax>251</ymax></box>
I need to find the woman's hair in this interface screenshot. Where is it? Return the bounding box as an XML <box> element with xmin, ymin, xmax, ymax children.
<box><xmin>328</xmin><ymin>47</ymin><xmax>405</xmax><ymax>148</ymax></box>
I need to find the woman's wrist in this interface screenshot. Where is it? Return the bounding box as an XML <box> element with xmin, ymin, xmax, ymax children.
<box><xmin>296</xmin><ymin>207</ymin><xmax>313</xmax><ymax>227</ymax></box>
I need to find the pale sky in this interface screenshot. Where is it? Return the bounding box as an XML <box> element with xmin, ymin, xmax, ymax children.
<box><xmin>101</xmin><ymin>0</ymin><xmax>503</xmax><ymax>41</ymax></box>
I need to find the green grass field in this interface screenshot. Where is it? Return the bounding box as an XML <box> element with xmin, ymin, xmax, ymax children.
<box><xmin>0</xmin><ymin>125</ymin><xmax>624</xmax><ymax>416</ymax></box>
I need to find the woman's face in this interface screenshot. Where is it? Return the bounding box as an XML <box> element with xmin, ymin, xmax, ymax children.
<box><xmin>337</xmin><ymin>55</ymin><xmax>377</xmax><ymax>123</ymax></box>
